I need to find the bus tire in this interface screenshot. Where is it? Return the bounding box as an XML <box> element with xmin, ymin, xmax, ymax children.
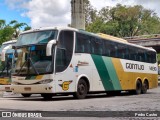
<box><xmin>73</xmin><ymin>79</ymin><xmax>88</xmax><ymax>99</ymax></box>
<box><xmin>41</xmin><ymin>94</ymin><xmax>53</xmax><ymax>100</ymax></box>
<box><xmin>21</xmin><ymin>94</ymin><xmax>31</xmax><ymax>97</ymax></box>
<box><xmin>135</xmin><ymin>80</ymin><xmax>142</xmax><ymax>95</ymax></box>
<box><xmin>141</xmin><ymin>80</ymin><xmax>148</xmax><ymax>94</ymax></box>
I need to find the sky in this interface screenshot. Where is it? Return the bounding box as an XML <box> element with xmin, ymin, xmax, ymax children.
<box><xmin>0</xmin><ymin>0</ymin><xmax>160</xmax><ymax>28</ymax></box>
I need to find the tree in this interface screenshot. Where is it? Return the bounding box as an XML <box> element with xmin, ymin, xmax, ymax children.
<box><xmin>0</xmin><ymin>19</ymin><xmax>31</xmax><ymax>44</ymax></box>
<box><xmin>110</xmin><ymin>4</ymin><xmax>143</xmax><ymax>37</ymax></box>
<box><xmin>86</xmin><ymin>18</ymin><xmax>105</xmax><ymax>33</ymax></box>
<box><xmin>8</xmin><ymin>20</ymin><xmax>31</xmax><ymax>38</ymax></box>
<box><xmin>84</xmin><ymin>0</ymin><xmax>98</xmax><ymax>27</ymax></box>
<box><xmin>0</xmin><ymin>20</ymin><xmax>6</xmax><ymax>29</ymax></box>
<box><xmin>86</xmin><ymin>4</ymin><xmax>160</xmax><ymax>37</ymax></box>
<box><xmin>0</xmin><ymin>26</ymin><xmax>14</xmax><ymax>44</ymax></box>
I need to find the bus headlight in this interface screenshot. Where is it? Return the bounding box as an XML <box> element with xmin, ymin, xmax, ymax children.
<box><xmin>38</xmin><ymin>79</ymin><xmax>53</xmax><ymax>84</ymax></box>
<box><xmin>12</xmin><ymin>81</ymin><xmax>18</xmax><ymax>85</ymax></box>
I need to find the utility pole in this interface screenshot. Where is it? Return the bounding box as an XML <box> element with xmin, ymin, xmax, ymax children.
<box><xmin>71</xmin><ymin>0</ymin><xmax>85</xmax><ymax>30</ymax></box>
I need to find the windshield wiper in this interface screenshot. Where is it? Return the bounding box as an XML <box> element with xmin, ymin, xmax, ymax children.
<box><xmin>17</xmin><ymin>57</ymin><xmax>39</xmax><ymax>75</ymax></box>
<box><xmin>29</xmin><ymin>58</ymin><xmax>39</xmax><ymax>75</ymax></box>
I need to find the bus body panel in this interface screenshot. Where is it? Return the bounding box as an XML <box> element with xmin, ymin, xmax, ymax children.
<box><xmin>11</xmin><ymin>53</ymin><xmax>158</xmax><ymax>93</ymax></box>
<box><xmin>91</xmin><ymin>55</ymin><xmax>158</xmax><ymax>91</ymax></box>
<box><xmin>10</xmin><ymin>27</ymin><xmax>158</xmax><ymax>96</ymax></box>
<box><xmin>12</xmin><ymin>74</ymin><xmax>55</xmax><ymax>93</ymax></box>
<box><xmin>11</xmin><ymin>84</ymin><xmax>55</xmax><ymax>94</ymax></box>
<box><xmin>112</xmin><ymin>58</ymin><xmax>158</xmax><ymax>89</ymax></box>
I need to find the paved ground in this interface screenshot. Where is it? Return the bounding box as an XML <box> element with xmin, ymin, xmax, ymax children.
<box><xmin>0</xmin><ymin>86</ymin><xmax>160</xmax><ymax>120</ymax></box>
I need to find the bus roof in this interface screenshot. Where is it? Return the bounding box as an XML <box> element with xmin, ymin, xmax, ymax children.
<box><xmin>97</xmin><ymin>33</ymin><xmax>128</xmax><ymax>43</ymax></box>
<box><xmin>2</xmin><ymin>40</ymin><xmax>17</xmax><ymax>45</ymax></box>
<box><xmin>20</xmin><ymin>27</ymin><xmax>78</xmax><ymax>34</ymax></box>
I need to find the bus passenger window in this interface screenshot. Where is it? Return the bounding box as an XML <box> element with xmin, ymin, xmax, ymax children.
<box><xmin>56</xmin><ymin>31</ymin><xmax>74</xmax><ymax>72</ymax></box>
<box><xmin>75</xmin><ymin>33</ymin><xmax>91</xmax><ymax>54</ymax></box>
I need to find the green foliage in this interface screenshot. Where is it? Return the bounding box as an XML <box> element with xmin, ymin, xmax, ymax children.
<box><xmin>85</xmin><ymin>4</ymin><xmax>160</xmax><ymax>37</ymax></box>
<box><xmin>0</xmin><ymin>19</ymin><xmax>31</xmax><ymax>44</ymax></box>
<box><xmin>86</xmin><ymin>18</ymin><xmax>105</xmax><ymax>33</ymax></box>
<box><xmin>158</xmin><ymin>54</ymin><xmax>160</xmax><ymax>64</ymax></box>
<box><xmin>84</xmin><ymin>0</ymin><xmax>97</xmax><ymax>26</ymax></box>
<box><xmin>0</xmin><ymin>26</ymin><xmax>14</xmax><ymax>43</ymax></box>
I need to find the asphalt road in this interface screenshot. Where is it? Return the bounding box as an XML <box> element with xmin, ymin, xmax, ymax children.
<box><xmin>0</xmin><ymin>86</ymin><xmax>160</xmax><ymax>120</ymax></box>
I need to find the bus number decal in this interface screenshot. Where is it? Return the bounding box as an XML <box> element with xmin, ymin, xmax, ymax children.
<box><xmin>149</xmin><ymin>66</ymin><xmax>157</xmax><ymax>71</ymax></box>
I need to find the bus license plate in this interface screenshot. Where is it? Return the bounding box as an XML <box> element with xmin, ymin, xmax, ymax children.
<box><xmin>5</xmin><ymin>87</ymin><xmax>10</xmax><ymax>91</ymax></box>
<box><xmin>24</xmin><ymin>87</ymin><xmax>31</xmax><ymax>91</ymax></box>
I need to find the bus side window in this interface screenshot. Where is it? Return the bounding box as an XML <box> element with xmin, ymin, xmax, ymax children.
<box><xmin>75</xmin><ymin>33</ymin><xmax>91</xmax><ymax>54</ymax></box>
<box><xmin>128</xmin><ymin>47</ymin><xmax>135</xmax><ymax>61</ymax></box>
<box><xmin>124</xmin><ymin>47</ymin><xmax>129</xmax><ymax>59</ymax></box>
<box><xmin>56</xmin><ymin>30</ymin><xmax>74</xmax><ymax>72</ymax></box>
<box><xmin>90</xmin><ymin>37</ymin><xmax>103</xmax><ymax>55</ymax></box>
<box><xmin>144</xmin><ymin>52</ymin><xmax>147</xmax><ymax>62</ymax></box>
<box><xmin>151</xmin><ymin>52</ymin><xmax>156</xmax><ymax>63</ymax></box>
<box><xmin>137</xmin><ymin>49</ymin><xmax>145</xmax><ymax>62</ymax></box>
<box><xmin>104</xmin><ymin>40</ymin><xmax>110</xmax><ymax>57</ymax></box>
<box><xmin>110</xmin><ymin>42</ymin><xmax>116</xmax><ymax>58</ymax></box>
<box><xmin>118</xmin><ymin>44</ymin><xmax>126</xmax><ymax>59</ymax></box>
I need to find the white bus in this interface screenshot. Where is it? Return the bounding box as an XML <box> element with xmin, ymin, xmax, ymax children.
<box><xmin>0</xmin><ymin>40</ymin><xmax>16</xmax><ymax>91</ymax></box>
<box><xmin>11</xmin><ymin>27</ymin><xmax>158</xmax><ymax>99</ymax></box>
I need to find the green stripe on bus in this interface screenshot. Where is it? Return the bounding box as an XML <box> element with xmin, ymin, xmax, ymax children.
<box><xmin>91</xmin><ymin>55</ymin><xmax>114</xmax><ymax>90</ymax></box>
<box><xmin>102</xmin><ymin>57</ymin><xmax>122</xmax><ymax>90</ymax></box>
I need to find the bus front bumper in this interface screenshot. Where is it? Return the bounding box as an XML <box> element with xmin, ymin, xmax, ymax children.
<box><xmin>0</xmin><ymin>85</ymin><xmax>12</xmax><ymax>92</ymax></box>
<box><xmin>11</xmin><ymin>84</ymin><xmax>55</xmax><ymax>94</ymax></box>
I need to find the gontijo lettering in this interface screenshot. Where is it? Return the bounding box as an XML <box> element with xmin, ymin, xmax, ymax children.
<box><xmin>126</xmin><ymin>63</ymin><xmax>144</xmax><ymax>70</ymax></box>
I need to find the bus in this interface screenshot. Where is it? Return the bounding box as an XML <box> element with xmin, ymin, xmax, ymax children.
<box><xmin>0</xmin><ymin>40</ymin><xmax>16</xmax><ymax>91</ymax></box>
<box><xmin>11</xmin><ymin>27</ymin><xmax>158</xmax><ymax>99</ymax></box>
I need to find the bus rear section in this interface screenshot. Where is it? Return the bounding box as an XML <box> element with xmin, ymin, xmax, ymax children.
<box><xmin>91</xmin><ymin>56</ymin><xmax>157</xmax><ymax>93</ymax></box>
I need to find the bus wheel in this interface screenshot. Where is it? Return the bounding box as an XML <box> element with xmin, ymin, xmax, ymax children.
<box><xmin>142</xmin><ymin>80</ymin><xmax>148</xmax><ymax>94</ymax></box>
<box><xmin>73</xmin><ymin>79</ymin><xmax>88</xmax><ymax>99</ymax></box>
<box><xmin>21</xmin><ymin>94</ymin><xmax>31</xmax><ymax>97</ymax></box>
<box><xmin>135</xmin><ymin>80</ymin><xmax>142</xmax><ymax>95</ymax></box>
<box><xmin>41</xmin><ymin>94</ymin><xmax>53</xmax><ymax>100</ymax></box>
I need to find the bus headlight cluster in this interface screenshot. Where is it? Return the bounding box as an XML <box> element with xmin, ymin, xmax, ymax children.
<box><xmin>38</xmin><ymin>79</ymin><xmax>53</xmax><ymax>84</ymax></box>
<box><xmin>12</xmin><ymin>81</ymin><xmax>18</xmax><ymax>85</ymax></box>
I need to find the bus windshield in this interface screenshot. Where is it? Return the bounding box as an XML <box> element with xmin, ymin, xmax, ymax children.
<box><xmin>0</xmin><ymin>41</ymin><xmax>16</xmax><ymax>54</ymax></box>
<box><xmin>16</xmin><ymin>30</ymin><xmax>58</xmax><ymax>46</ymax></box>
<box><xmin>13</xmin><ymin>45</ymin><xmax>53</xmax><ymax>76</ymax></box>
<box><xmin>0</xmin><ymin>50</ymin><xmax>14</xmax><ymax>77</ymax></box>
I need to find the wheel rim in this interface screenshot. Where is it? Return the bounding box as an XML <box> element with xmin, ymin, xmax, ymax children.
<box><xmin>137</xmin><ymin>81</ymin><xmax>141</xmax><ymax>93</ymax></box>
<box><xmin>137</xmin><ymin>83</ymin><xmax>141</xmax><ymax>90</ymax></box>
<box><xmin>144</xmin><ymin>83</ymin><xmax>147</xmax><ymax>90</ymax></box>
<box><xmin>78</xmin><ymin>83</ymin><xmax>86</xmax><ymax>95</ymax></box>
<box><xmin>143</xmin><ymin>81</ymin><xmax>148</xmax><ymax>92</ymax></box>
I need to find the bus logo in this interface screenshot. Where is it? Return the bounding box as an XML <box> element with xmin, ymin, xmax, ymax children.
<box><xmin>126</xmin><ymin>63</ymin><xmax>144</xmax><ymax>70</ymax></box>
<box><xmin>59</xmin><ymin>81</ymin><xmax>72</xmax><ymax>91</ymax></box>
<box><xmin>2</xmin><ymin>112</ymin><xmax>11</xmax><ymax>117</ymax></box>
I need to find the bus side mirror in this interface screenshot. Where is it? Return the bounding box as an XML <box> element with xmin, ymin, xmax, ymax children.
<box><xmin>46</xmin><ymin>40</ymin><xmax>57</xmax><ymax>56</ymax></box>
<box><xmin>1</xmin><ymin>45</ymin><xmax>12</xmax><ymax>61</ymax></box>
